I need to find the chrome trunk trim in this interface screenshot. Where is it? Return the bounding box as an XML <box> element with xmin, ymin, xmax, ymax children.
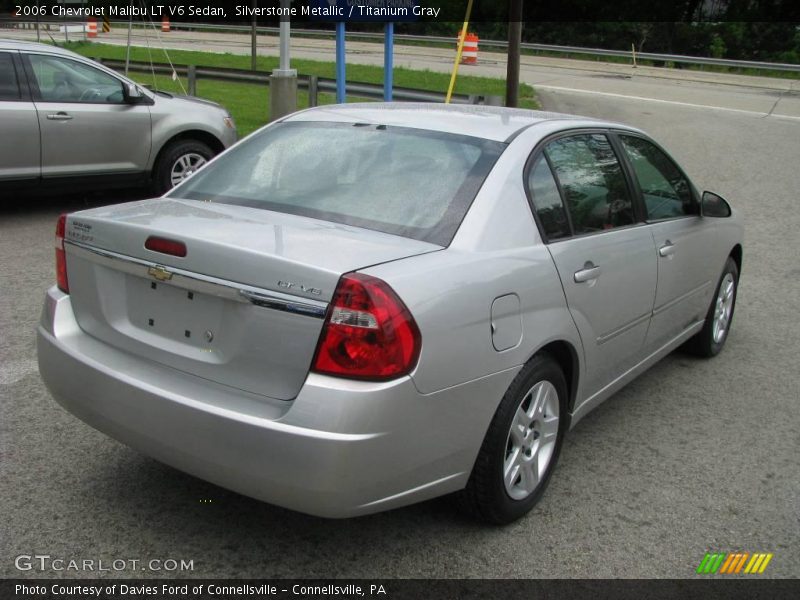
<box><xmin>67</xmin><ymin>241</ymin><xmax>329</xmax><ymax>319</ymax></box>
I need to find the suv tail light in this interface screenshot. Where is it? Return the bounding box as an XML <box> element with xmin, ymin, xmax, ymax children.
<box><xmin>312</xmin><ymin>273</ymin><xmax>421</xmax><ymax>381</ymax></box>
<box><xmin>55</xmin><ymin>214</ymin><xmax>69</xmax><ymax>293</ymax></box>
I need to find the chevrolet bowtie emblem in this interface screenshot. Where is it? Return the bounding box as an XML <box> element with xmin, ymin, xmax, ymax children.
<box><xmin>148</xmin><ymin>265</ymin><xmax>173</xmax><ymax>282</ymax></box>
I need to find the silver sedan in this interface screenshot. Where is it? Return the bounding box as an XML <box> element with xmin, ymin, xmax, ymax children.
<box><xmin>37</xmin><ymin>104</ymin><xmax>743</xmax><ymax>523</ymax></box>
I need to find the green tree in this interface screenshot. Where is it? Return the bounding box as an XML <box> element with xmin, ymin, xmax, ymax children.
<box><xmin>709</xmin><ymin>33</ymin><xmax>726</xmax><ymax>58</ymax></box>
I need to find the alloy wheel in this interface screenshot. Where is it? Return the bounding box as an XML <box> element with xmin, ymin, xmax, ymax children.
<box><xmin>170</xmin><ymin>152</ymin><xmax>207</xmax><ymax>187</ymax></box>
<box><xmin>712</xmin><ymin>273</ymin><xmax>735</xmax><ymax>344</ymax></box>
<box><xmin>503</xmin><ymin>380</ymin><xmax>560</xmax><ymax>501</ymax></box>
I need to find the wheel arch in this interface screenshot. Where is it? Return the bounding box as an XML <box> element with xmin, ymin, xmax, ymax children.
<box><xmin>729</xmin><ymin>244</ymin><xmax>743</xmax><ymax>275</ymax></box>
<box><xmin>530</xmin><ymin>340</ymin><xmax>580</xmax><ymax>418</ymax></box>
<box><xmin>150</xmin><ymin>129</ymin><xmax>225</xmax><ymax>177</ymax></box>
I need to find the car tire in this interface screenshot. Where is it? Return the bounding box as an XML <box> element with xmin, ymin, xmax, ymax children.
<box><xmin>153</xmin><ymin>139</ymin><xmax>214</xmax><ymax>195</ymax></box>
<box><xmin>457</xmin><ymin>353</ymin><xmax>568</xmax><ymax>524</ymax></box>
<box><xmin>683</xmin><ymin>257</ymin><xmax>739</xmax><ymax>358</ymax></box>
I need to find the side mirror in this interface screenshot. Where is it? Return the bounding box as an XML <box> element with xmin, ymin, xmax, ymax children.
<box><xmin>701</xmin><ymin>191</ymin><xmax>732</xmax><ymax>218</ymax></box>
<box><xmin>123</xmin><ymin>82</ymin><xmax>146</xmax><ymax>104</ymax></box>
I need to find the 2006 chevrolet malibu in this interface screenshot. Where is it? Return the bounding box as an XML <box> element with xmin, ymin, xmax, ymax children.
<box><xmin>37</xmin><ymin>104</ymin><xmax>743</xmax><ymax>523</ymax></box>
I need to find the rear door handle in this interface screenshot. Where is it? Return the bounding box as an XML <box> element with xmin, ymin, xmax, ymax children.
<box><xmin>46</xmin><ymin>112</ymin><xmax>73</xmax><ymax>121</ymax></box>
<box><xmin>658</xmin><ymin>240</ymin><xmax>675</xmax><ymax>257</ymax></box>
<box><xmin>574</xmin><ymin>262</ymin><xmax>601</xmax><ymax>283</ymax></box>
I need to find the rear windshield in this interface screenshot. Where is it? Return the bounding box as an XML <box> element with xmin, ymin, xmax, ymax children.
<box><xmin>169</xmin><ymin>121</ymin><xmax>505</xmax><ymax>245</ymax></box>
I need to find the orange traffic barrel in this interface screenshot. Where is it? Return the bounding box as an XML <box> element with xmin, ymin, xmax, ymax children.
<box><xmin>87</xmin><ymin>17</ymin><xmax>97</xmax><ymax>38</ymax></box>
<box><xmin>456</xmin><ymin>31</ymin><xmax>478</xmax><ymax>65</ymax></box>
<box><xmin>161</xmin><ymin>15</ymin><xmax>170</xmax><ymax>33</ymax></box>
<box><xmin>459</xmin><ymin>32</ymin><xmax>479</xmax><ymax>65</ymax></box>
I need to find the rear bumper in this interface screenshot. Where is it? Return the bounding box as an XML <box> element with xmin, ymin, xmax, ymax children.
<box><xmin>37</xmin><ymin>288</ymin><xmax>517</xmax><ymax>518</ymax></box>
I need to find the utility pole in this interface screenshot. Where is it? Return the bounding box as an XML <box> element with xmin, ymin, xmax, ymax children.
<box><xmin>505</xmin><ymin>0</ymin><xmax>522</xmax><ymax>107</ymax></box>
<box><xmin>269</xmin><ymin>0</ymin><xmax>297</xmax><ymax>120</ymax></box>
<box><xmin>250</xmin><ymin>0</ymin><xmax>257</xmax><ymax>71</ymax></box>
<box><xmin>124</xmin><ymin>0</ymin><xmax>133</xmax><ymax>75</ymax></box>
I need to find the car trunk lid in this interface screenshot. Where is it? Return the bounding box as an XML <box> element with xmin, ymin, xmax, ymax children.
<box><xmin>63</xmin><ymin>198</ymin><xmax>440</xmax><ymax>400</ymax></box>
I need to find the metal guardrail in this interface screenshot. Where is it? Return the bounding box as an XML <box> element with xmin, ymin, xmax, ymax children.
<box><xmin>111</xmin><ymin>21</ymin><xmax>800</xmax><ymax>75</ymax></box>
<box><xmin>516</xmin><ymin>43</ymin><xmax>800</xmax><ymax>74</ymax></box>
<box><xmin>9</xmin><ymin>20</ymin><xmax>800</xmax><ymax>75</ymax></box>
<box><xmin>14</xmin><ymin>19</ymin><xmax>799</xmax><ymax>75</ymax></box>
<box><xmin>96</xmin><ymin>58</ymin><xmax>502</xmax><ymax>105</ymax></box>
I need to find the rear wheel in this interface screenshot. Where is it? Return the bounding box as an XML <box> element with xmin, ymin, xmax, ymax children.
<box><xmin>458</xmin><ymin>353</ymin><xmax>567</xmax><ymax>524</ymax></box>
<box><xmin>683</xmin><ymin>257</ymin><xmax>739</xmax><ymax>357</ymax></box>
<box><xmin>153</xmin><ymin>139</ymin><xmax>214</xmax><ymax>195</ymax></box>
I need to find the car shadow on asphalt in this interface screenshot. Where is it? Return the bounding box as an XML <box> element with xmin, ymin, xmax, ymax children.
<box><xmin>0</xmin><ymin>187</ymin><xmax>155</xmax><ymax>217</ymax></box>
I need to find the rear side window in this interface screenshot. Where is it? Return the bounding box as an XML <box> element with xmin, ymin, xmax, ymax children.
<box><xmin>169</xmin><ymin>122</ymin><xmax>506</xmax><ymax>245</ymax></box>
<box><xmin>526</xmin><ymin>157</ymin><xmax>570</xmax><ymax>240</ymax></box>
<box><xmin>544</xmin><ymin>134</ymin><xmax>634</xmax><ymax>234</ymax></box>
<box><xmin>0</xmin><ymin>52</ymin><xmax>21</xmax><ymax>101</ymax></box>
<box><xmin>618</xmin><ymin>135</ymin><xmax>695</xmax><ymax>220</ymax></box>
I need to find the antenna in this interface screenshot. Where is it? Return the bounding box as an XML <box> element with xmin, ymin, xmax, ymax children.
<box><xmin>128</xmin><ymin>0</ymin><xmax>187</xmax><ymax>95</ymax></box>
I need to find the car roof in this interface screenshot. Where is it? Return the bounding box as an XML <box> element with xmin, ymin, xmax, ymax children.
<box><xmin>286</xmin><ymin>103</ymin><xmax>635</xmax><ymax>143</ymax></box>
<box><xmin>0</xmin><ymin>38</ymin><xmax>82</xmax><ymax>57</ymax></box>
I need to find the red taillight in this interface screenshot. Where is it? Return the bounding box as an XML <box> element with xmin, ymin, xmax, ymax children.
<box><xmin>55</xmin><ymin>214</ymin><xmax>69</xmax><ymax>293</ymax></box>
<box><xmin>145</xmin><ymin>236</ymin><xmax>187</xmax><ymax>257</ymax></box>
<box><xmin>312</xmin><ymin>273</ymin><xmax>421</xmax><ymax>381</ymax></box>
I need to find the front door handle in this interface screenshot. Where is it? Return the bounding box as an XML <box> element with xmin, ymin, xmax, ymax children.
<box><xmin>574</xmin><ymin>262</ymin><xmax>601</xmax><ymax>283</ymax></box>
<box><xmin>46</xmin><ymin>112</ymin><xmax>73</xmax><ymax>121</ymax></box>
<box><xmin>659</xmin><ymin>240</ymin><xmax>675</xmax><ymax>257</ymax></box>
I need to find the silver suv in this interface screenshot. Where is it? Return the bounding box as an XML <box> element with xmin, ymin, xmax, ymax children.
<box><xmin>0</xmin><ymin>40</ymin><xmax>236</xmax><ymax>194</ymax></box>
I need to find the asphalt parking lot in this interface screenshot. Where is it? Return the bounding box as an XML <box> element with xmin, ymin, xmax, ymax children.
<box><xmin>1</xmin><ymin>77</ymin><xmax>799</xmax><ymax>579</ymax></box>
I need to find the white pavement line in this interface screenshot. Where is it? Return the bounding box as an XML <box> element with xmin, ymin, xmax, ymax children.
<box><xmin>536</xmin><ymin>84</ymin><xmax>800</xmax><ymax>122</ymax></box>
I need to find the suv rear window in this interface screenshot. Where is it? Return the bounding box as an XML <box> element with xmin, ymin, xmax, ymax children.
<box><xmin>169</xmin><ymin>122</ymin><xmax>505</xmax><ymax>245</ymax></box>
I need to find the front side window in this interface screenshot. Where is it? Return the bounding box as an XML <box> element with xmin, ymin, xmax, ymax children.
<box><xmin>544</xmin><ymin>133</ymin><xmax>634</xmax><ymax>234</ymax></box>
<box><xmin>27</xmin><ymin>54</ymin><xmax>123</xmax><ymax>103</ymax></box>
<box><xmin>0</xmin><ymin>52</ymin><xmax>21</xmax><ymax>101</ymax></box>
<box><xmin>169</xmin><ymin>122</ymin><xmax>505</xmax><ymax>245</ymax></box>
<box><xmin>619</xmin><ymin>135</ymin><xmax>695</xmax><ymax>220</ymax></box>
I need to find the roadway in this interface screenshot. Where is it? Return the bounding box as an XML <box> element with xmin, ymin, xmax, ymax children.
<box><xmin>5</xmin><ymin>26</ymin><xmax>799</xmax><ymax>118</ymax></box>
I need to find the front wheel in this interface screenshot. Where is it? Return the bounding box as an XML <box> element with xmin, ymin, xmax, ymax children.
<box><xmin>683</xmin><ymin>256</ymin><xmax>739</xmax><ymax>357</ymax></box>
<box><xmin>457</xmin><ymin>353</ymin><xmax>567</xmax><ymax>524</ymax></box>
<box><xmin>153</xmin><ymin>139</ymin><xmax>214</xmax><ymax>195</ymax></box>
